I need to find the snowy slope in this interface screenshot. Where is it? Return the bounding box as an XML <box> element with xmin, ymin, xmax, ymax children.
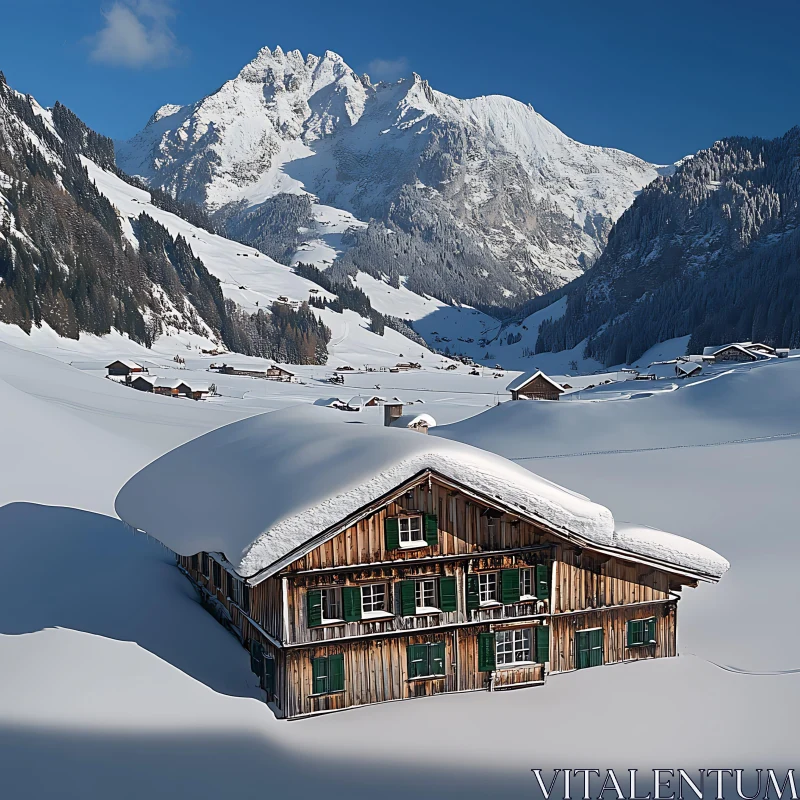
<box><xmin>82</xmin><ymin>158</ymin><xmax>442</xmax><ymax>368</ymax></box>
<box><xmin>3</xmin><ymin>336</ymin><xmax>800</xmax><ymax>799</ymax></box>
<box><xmin>118</xmin><ymin>46</ymin><xmax>669</xmax><ymax>303</ymax></box>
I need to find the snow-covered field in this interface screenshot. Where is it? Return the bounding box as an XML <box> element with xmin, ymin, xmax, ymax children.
<box><xmin>2</xmin><ymin>326</ymin><xmax>799</xmax><ymax>797</ymax></box>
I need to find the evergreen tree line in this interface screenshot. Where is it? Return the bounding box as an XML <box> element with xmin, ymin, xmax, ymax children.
<box><xmin>294</xmin><ymin>261</ymin><xmax>425</xmax><ymax>345</ymax></box>
<box><xmin>0</xmin><ymin>74</ymin><xmax>330</xmax><ymax>364</ymax></box>
<box><xmin>217</xmin><ymin>194</ymin><xmax>314</xmax><ymax>264</ymax></box>
<box><xmin>536</xmin><ymin>128</ymin><xmax>800</xmax><ymax>365</ymax></box>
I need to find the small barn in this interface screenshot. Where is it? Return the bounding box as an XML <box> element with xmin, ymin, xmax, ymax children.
<box><xmin>153</xmin><ymin>378</ymin><xmax>183</xmax><ymax>396</ymax></box>
<box><xmin>675</xmin><ymin>362</ymin><xmax>702</xmax><ymax>378</ymax></box>
<box><xmin>106</xmin><ymin>359</ymin><xmax>145</xmax><ymax>377</ymax></box>
<box><xmin>176</xmin><ymin>381</ymin><xmax>211</xmax><ymax>400</ymax></box>
<box><xmin>506</xmin><ymin>371</ymin><xmax>565</xmax><ymax>401</ymax></box>
<box><xmin>389</xmin><ymin>413</ymin><xmax>437</xmax><ymax>434</ymax></box>
<box><xmin>266</xmin><ymin>365</ymin><xmax>295</xmax><ymax>382</ymax></box>
<box><xmin>130</xmin><ymin>375</ymin><xmax>156</xmax><ymax>393</ymax></box>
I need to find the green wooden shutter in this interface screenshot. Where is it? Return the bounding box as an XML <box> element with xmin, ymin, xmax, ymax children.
<box><xmin>576</xmin><ymin>631</ymin><xmax>590</xmax><ymax>669</ymax></box>
<box><xmin>312</xmin><ymin>656</ymin><xmax>328</xmax><ymax>694</ymax></box>
<box><xmin>535</xmin><ymin>625</ymin><xmax>550</xmax><ymax>664</ymax></box>
<box><xmin>431</xmin><ymin>641</ymin><xmax>446</xmax><ymax>675</ymax></box>
<box><xmin>478</xmin><ymin>632</ymin><xmax>496</xmax><ymax>671</ymax></box>
<box><xmin>328</xmin><ymin>653</ymin><xmax>345</xmax><ymax>692</ymax></box>
<box><xmin>306</xmin><ymin>589</ymin><xmax>322</xmax><ymax>628</ymax></box>
<box><xmin>589</xmin><ymin>629</ymin><xmax>604</xmax><ymax>667</ymax></box>
<box><xmin>342</xmin><ymin>586</ymin><xmax>362</xmax><ymax>622</ymax></box>
<box><xmin>535</xmin><ymin>563</ymin><xmax>550</xmax><ymax>599</ymax></box>
<box><xmin>407</xmin><ymin>644</ymin><xmax>425</xmax><ymax>678</ymax></box>
<box><xmin>249</xmin><ymin>639</ymin><xmax>264</xmax><ymax>678</ymax></box>
<box><xmin>466</xmin><ymin>574</ymin><xmax>480</xmax><ymax>611</ymax></box>
<box><xmin>501</xmin><ymin>569</ymin><xmax>521</xmax><ymax>604</ymax></box>
<box><xmin>645</xmin><ymin>617</ymin><xmax>657</xmax><ymax>644</ymax></box>
<box><xmin>439</xmin><ymin>576</ymin><xmax>457</xmax><ymax>612</ymax></box>
<box><xmin>263</xmin><ymin>655</ymin><xmax>275</xmax><ymax>694</ymax></box>
<box><xmin>384</xmin><ymin>517</ymin><xmax>400</xmax><ymax>550</ymax></box>
<box><xmin>423</xmin><ymin>513</ymin><xmax>439</xmax><ymax>546</ymax></box>
<box><xmin>400</xmin><ymin>580</ymin><xmax>417</xmax><ymax>616</ymax></box>
<box><xmin>307</xmin><ymin>589</ymin><xmax>323</xmax><ymax>628</ymax></box>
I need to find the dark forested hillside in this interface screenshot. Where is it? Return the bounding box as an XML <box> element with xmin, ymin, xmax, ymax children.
<box><xmin>0</xmin><ymin>73</ymin><xmax>329</xmax><ymax>363</ymax></box>
<box><xmin>536</xmin><ymin>129</ymin><xmax>800</xmax><ymax>365</ymax></box>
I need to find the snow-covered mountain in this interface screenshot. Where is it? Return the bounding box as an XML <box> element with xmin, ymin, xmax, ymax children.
<box><xmin>118</xmin><ymin>46</ymin><xmax>671</xmax><ymax>306</ymax></box>
<box><xmin>535</xmin><ymin>128</ymin><xmax>800</xmax><ymax>366</ymax></box>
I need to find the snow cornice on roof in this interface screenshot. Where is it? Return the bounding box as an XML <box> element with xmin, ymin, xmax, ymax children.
<box><xmin>114</xmin><ymin>406</ymin><xmax>728</xmax><ymax>585</ymax></box>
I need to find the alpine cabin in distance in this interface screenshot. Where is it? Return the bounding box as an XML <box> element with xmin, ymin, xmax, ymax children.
<box><xmin>115</xmin><ymin>407</ymin><xmax>729</xmax><ymax>719</ymax></box>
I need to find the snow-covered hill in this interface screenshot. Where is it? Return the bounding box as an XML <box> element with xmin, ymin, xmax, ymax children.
<box><xmin>118</xmin><ymin>46</ymin><xmax>671</xmax><ymax>306</ymax></box>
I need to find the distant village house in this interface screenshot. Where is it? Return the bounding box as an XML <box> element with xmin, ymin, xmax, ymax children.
<box><xmin>506</xmin><ymin>370</ymin><xmax>565</xmax><ymax>401</ymax></box>
<box><xmin>106</xmin><ymin>359</ymin><xmax>145</xmax><ymax>378</ymax></box>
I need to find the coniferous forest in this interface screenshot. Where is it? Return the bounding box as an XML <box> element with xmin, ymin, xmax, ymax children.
<box><xmin>536</xmin><ymin>129</ymin><xmax>800</xmax><ymax>365</ymax></box>
<box><xmin>0</xmin><ymin>73</ymin><xmax>330</xmax><ymax>364</ymax></box>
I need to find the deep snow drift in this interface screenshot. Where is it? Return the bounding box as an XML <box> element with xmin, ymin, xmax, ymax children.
<box><xmin>2</xmin><ymin>340</ymin><xmax>800</xmax><ymax>799</ymax></box>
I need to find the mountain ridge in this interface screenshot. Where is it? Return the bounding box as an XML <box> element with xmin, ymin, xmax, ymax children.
<box><xmin>118</xmin><ymin>46</ymin><xmax>670</xmax><ymax>307</ymax></box>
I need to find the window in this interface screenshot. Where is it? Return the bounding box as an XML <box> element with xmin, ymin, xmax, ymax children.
<box><xmin>200</xmin><ymin>552</ymin><xmax>209</xmax><ymax>578</ymax></box>
<box><xmin>415</xmin><ymin>579</ymin><xmax>438</xmax><ymax>611</ymax></box>
<box><xmin>496</xmin><ymin>628</ymin><xmax>533</xmax><ymax>666</ymax></box>
<box><xmin>627</xmin><ymin>617</ymin><xmax>656</xmax><ymax>647</ymax></box>
<box><xmin>361</xmin><ymin>583</ymin><xmax>387</xmax><ymax>615</ymax></box>
<box><xmin>322</xmin><ymin>587</ymin><xmax>342</xmax><ymax>621</ymax></box>
<box><xmin>212</xmin><ymin>559</ymin><xmax>222</xmax><ymax>588</ymax></box>
<box><xmin>311</xmin><ymin>653</ymin><xmax>345</xmax><ymax>695</ymax></box>
<box><xmin>478</xmin><ymin>572</ymin><xmax>499</xmax><ymax>604</ymax></box>
<box><xmin>190</xmin><ymin>553</ymin><xmax>199</xmax><ymax>572</ymax></box>
<box><xmin>398</xmin><ymin>515</ymin><xmax>424</xmax><ymax>545</ymax></box>
<box><xmin>520</xmin><ymin>568</ymin><xmax>533</xmax><ymax>598</ymax></box>
<box><xmin>407</xmin><ymin>642</ymin><xmax>446</xmax><ymax>678</ymax></box>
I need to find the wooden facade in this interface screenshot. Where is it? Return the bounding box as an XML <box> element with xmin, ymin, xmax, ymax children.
<box><xmin>713</xmin><ymin>345</ymin><xmax>758</xmax><ymax>363</ymax></box>
<box><xmin>510</xmin><ymin>373</ymin><xmax>564</xmax><ymax>401</ymax></box>
<box><xmin>176</xmin><ymin>472</ymin><xmax>696</xmax><ymax>719</ymax></box>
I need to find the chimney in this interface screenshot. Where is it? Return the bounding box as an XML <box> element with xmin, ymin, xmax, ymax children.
<box><xmin>384</xmin><ymin>402</ymin><xmax>404</xmax><ymax>427</ymax></box>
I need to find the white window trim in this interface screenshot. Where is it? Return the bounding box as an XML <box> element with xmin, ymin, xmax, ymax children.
<box><xmin>415</xmin><ymin>578</ymin><xmax>440</xmax><ymax>613</ymax></box>
<box><xmin>478</xmin><ymin>571</ymin><xmax>500</xmax><ymax>606</ymax></box>
<box><xmin>495</xmin><ymin>628</ymin><xmax>535</xmax><ymax>668</ymax></box>
<box><xmin>360</xmin><ymin>582</ymin><xmax>388</xmax><ymax>615</ymax></box>
<box><xmin>398</xmin><ymin>514</ymin><xmax>427</xmax><ymax>548</ymax></box>
<box><xmin>320</xmin><ymin>587</ymin><xmax>344</xmax><ymax>624</ymax></box>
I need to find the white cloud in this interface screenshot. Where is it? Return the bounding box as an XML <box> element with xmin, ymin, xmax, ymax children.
<box><xmin>366</xmin><ymin>57</ymin><xmax>410</xmax><ymax>82</ymax></box>
<box><xmin>88</xmin><ymin>0</ymin><xmax>185</xmax><ymax>68</ymax></box>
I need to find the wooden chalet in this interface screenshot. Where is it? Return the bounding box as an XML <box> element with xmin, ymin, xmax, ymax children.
<box><xmin>506</xmin><ymin>370</ymin><xmax>565</xmax><ymax>401</ymax></box>
<box><xmin>213</xmin><ymin>364</ymin><xmax>268</xmax><ymax>378</ymax></box>
<box><xmin>266</xmin><ymin>365</ymin><xmax>295</xmax><ymax>382</ymax></box>
<box><xmin>711</xmin><ymin>344</ymin><xmax>758</xmax><ymax>363</ymax></box>
<box><xmin>130</xmin><ymin>375</ymin><xmax>156</xmax><ymax>393</ymax></box>
<box><xmin>115</xmin><ymin>407</ymin><xmax>728</xmax><ymax>719</ymax></box>
<box><xmin>106</xmin><ymin>359</ymin><xmax>145</xmax><ymax>377</ymax></box>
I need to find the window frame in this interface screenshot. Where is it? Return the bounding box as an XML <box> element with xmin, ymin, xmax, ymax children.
<box><xmin>360</xmin><ymin>582</ymin><xmax>390</xmax><ymax>618</ymax></box>
<box><xmin>627</xmin><ymin>617</ymin><xmax>657</xmax><ymax>647</ymax></box>
<box><xmin>310</xmin><ymin>653</ymin><xmax>345</xmax><ymax>696</ymax></box>
<box><xmin>478</xmin><ymin>572</ymin><xmax>500</xmax><ymax>606</ymax></box>
<box><xmin>415</xmin><ymin>578</ymin><xmax>439</xmax><ymax>613</ymax></box>
<box><xmin>519</xmin><ymin>568</ymin><xmax>535</xmax><ymax>599</ymax></box>
<box><xmin>406</xmin><ymin>641</ymin><xmax>446</xmax><ymax>679</ymax></box>
<box><xmin>495</xmin><ymin>627</ymin><xmax>534</xmax><ymax>667</ymax></box>
<box><xmin>320</xmin><ymin>586</ymin><xmax>344</xmax><ymax>623</ymax></box>
<box><xmin>397</xmin><ymin>514</ymin><xmax>426</xmax><ymax>547</ymax></box>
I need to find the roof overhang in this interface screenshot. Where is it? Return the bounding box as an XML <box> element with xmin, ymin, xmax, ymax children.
<box><xmin>240</xmin><ymin>469</ymin><xmax>721</xmax><ymax>587</ymax></box>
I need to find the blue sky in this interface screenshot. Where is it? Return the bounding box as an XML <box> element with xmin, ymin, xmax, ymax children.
<box><xmin>2</xmin><ymin>0</ymin><xmax>798</xmax><ymax>164</ymax></box>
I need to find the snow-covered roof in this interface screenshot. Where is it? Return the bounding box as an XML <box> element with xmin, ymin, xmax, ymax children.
<box><xmin>131</xmin><ymin>374</ymin><xmax>156</xmax><ymax>384</ymax></box>
<box><xmin>389</xmin><ymin>413</ymin><xmax>437</xmax><ymax>429</ymax></box>
<box><xmin>703</xmin><ymin>343</ymin><xmax>760</xmax><ymax>358</ymax></box>
<box><xmin>154</xmin><ymin>377</ymin><xmax>183</xmax><ymax>389</ymax></box>
<box><xmin>107</xmin><ymin>359</ymin><xmax>142</xmax><ymax>370</ymax></box>
<box><xmin>348</xmin><ymin>395</ymin><xmax>385</xmax><ymax>407</ymax></box>
<box><xmin>614</xmin><ymin>523</ymin><xmax>729</xmax><ymax>580</ymax></box>
<box><xmin>676</xmin><ymin>362</ymin><xmax>702</xmax><ymax>375</ymax></box>
<box><xmin>114</xmin><ymin>406</ymin><xmax>728</xmax><ymax>584</ymax></box>
<box><xmin>506</xmin><ymin>370</ymin><xmax>564</xmax><ymax>394</ymax></box>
